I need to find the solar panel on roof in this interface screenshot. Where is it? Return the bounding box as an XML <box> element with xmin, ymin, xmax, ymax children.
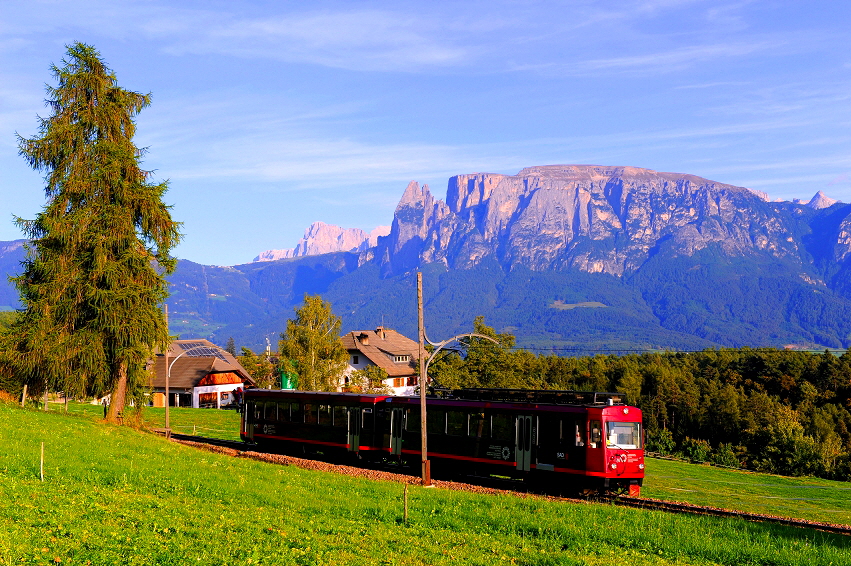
<box><xmin>178</xmin><ymin>342</ymin><xmax>228</xmax><ymax>361</ymax></box>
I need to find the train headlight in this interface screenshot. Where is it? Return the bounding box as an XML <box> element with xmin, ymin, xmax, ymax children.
<box><xmin>622</xmin><ymin>407</ymin><xmax>629</xmax><ymax>415</ymax></box>
<box><xmin>610</xmin><ymin>463</ymin><xmax>617</xmax><ymax>470</ymax></box>
<box><xmin>638</xmin><ymin>463</ymin><xmax>645</xmax><ymax>470</ymax></box>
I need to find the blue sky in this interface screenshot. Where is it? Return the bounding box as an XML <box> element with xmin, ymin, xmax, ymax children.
<box><xmin>1</xmin><ymin>0</ymin><xmax>850</xmax><ymax>266</ymax></box>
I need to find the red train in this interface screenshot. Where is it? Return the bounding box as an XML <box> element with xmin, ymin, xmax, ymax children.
<box><xmin>241</xmin><ymin>388</ymin><xmax>644</xmax><ymax>495</ymax></box>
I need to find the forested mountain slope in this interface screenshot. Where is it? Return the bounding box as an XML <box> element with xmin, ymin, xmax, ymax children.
<box><xmin>2</xmin><ymin>165</ymin><xmax>850</xmax><ymax>352</ymax></box>
<box><xmin>166</xmin><ymin>166</ymin><xmax>851</xmax><ymax>352</ymax></box>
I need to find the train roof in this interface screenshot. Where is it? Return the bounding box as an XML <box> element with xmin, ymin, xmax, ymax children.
<box><xmin>427</xmin><ymin>388</ymin><xmax>628</xmax><ymax>406</ymax></box>
<box><xmin>243</xmin><ymin>389</ymin><xmax>391</xmax><ymax>403</ymax></box>
<box><xmin>243</xmin><ymin>387</ymin><xmax>631</xmax><ymax>408</ymax></box>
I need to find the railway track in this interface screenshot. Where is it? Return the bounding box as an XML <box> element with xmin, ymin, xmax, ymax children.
<box><xmin>599</xmin><ymin>495</ymin><xmax>851</xmax><ymax>536</ymax></box>
<box><xmin>163</xmin><ymin>432</ymin><xmax>851</xmax><ymax>536</ymax></box>
<box><xmin>166</xmin><ymin>431</ymin><xmax>248</xmax><ymax>450</ymax></box>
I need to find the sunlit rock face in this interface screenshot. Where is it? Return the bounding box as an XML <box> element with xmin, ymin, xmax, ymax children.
<box><xmin>806</xmin><ymin>191</ymin><xmax>840</xmax><ymax>210</ymax></box>
<box><xmin>255</xmin><ymin>222</ymin><xmax>390</xmax><ymax>262</ymax></box>
<box><xmin>372</xmin><ymin>165</ymin><xmax>810</xmax><ymax>277</ymax></box>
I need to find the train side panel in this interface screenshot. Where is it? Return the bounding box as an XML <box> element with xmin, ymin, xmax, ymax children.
<box><xmin>388</xmin><ymin>397</ymin><xmax>645</xmax><ymax>494</ymax></box>
<box><xmin>242</xmin><ymin>390</ymin><xmax>391</xmax><ymax>457</ymax></box>
<box><xmin>242</xmin><ymin>390</ymin><xmax>644</xmax><ymax>495</ymax></box>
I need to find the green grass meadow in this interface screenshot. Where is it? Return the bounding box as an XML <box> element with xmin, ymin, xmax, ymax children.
<box><xmin>643</xmin><ymin>458</ymin><xmax>851</xmax><ymax>526</ymax></box>
<box><xmin>61</xmin><ymin>400</ymin><xmax>242</xmax><ymax>440</ymax></box>
<box><xmin>50</xmin><ymin>401</ymin><xmax>851</xmax><ymax>524</ymax></box>
<box><xmin>1</xmin><ymin>403</ymin><xmax>850</xmax><ymax>565</ymax></box>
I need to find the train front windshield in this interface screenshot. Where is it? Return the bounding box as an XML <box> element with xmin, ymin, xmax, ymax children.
<box><xmin>606</xmin><ymin>422</ymin><xmax>641</xmax><ymax>449</ymax></box>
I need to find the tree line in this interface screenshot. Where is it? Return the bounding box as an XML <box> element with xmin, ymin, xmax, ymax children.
<box><xmin>428</xmin><ymin>317</ymin><xmax>851</xmax><ymax>481</ymax></box>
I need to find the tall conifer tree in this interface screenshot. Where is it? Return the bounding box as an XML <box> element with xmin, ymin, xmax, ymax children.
<box><xmin>11</xmin><ymin>43</ymin><xmax>180</xmax><ymax>421</ymax></box>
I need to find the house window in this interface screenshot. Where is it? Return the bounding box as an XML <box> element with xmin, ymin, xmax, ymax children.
<box><xmin>393</xmin><ymin>378</ymin><xmax>405</xmax><ymax>388</ymax></box>
<box><xmin>393</xmin><ymin>355</ymin><xmax>410</xmax><ymax>363</ymax></box>
<box><xmin>352</xmin><ymin>355</ymin><xmax>359</xmax><ymax>365</ymax></box>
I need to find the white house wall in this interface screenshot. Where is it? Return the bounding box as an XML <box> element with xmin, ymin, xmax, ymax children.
<box><xmin>192</xmin><ymin>383</ymin><xmax>243</xmax><ymax>409</ymax></box>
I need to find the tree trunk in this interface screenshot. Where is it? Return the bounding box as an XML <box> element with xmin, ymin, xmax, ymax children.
<box><xmin>106</xmin><ymin>362</ymin><xmax>127</xmax><ymax>424</ymax></box>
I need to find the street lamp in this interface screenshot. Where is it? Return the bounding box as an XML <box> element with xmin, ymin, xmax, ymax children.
<box><xmin>416</xmin><ymin>272</ymin><xmax>500</xmax><ymax>486</ymax></box>
<box><xmin>165</xmin><ymin>343</ymin><xmax>226</xmax><ymax>437</ymax></box>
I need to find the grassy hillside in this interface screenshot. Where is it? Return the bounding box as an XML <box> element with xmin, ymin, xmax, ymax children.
<box><xmin>57</xmin><ymin>402</ymin><xmax>851</xmax><ymax>525</ymax></box>
<box><xmin>56</xmin><ymin>402</ymin><xmax>851</xmax><ymax>525</ymax></box>
<box><xmin>643</xmin><ymin>458</ymin><xmax>851</xmax><ymax>526</ymax></box>
<box><xmin>1</xmin><ymin>402</ymin><xmax>848</xmax><ymax>565</ymax></box>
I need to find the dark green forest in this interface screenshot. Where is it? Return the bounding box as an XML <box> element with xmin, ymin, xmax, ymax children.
<box><xmin>429</xmin><ymin>317</ymin><xmax>851</xmax><ymax>481</ymax></box>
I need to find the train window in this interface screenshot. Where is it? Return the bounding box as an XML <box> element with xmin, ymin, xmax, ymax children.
<box><xmin>277</xmin><ymin>402</ymin><xmax>289</xmax><ymax>422</ymax></box>
<box><xmin>469</xmin><ymin>412</ymin><xmax>488</xmax><ymax>438</ymax></box>
<box><xmin>447</xmin><ymin>411</ymin><xmax>465</xmax><ymax>436</ymax></box>
<box><xmin>406</xmin><ymin>407</ymin><xmax>421</xmax><ymax>432</ymax></box>
<box><xmin>333</xmin><ymin>406</ymin><xmax>347</xmax><ymax>428</ymax></box>
<box><xmin>427</xmin><ymin>409</ymin><xmax>446</xmax><ymax>434</ymax></box>
<box><xmin>304</xmin><ymin>403</ymin><xmax>317</xmax><ymax>424</ymax></box>
<box><xmin>362</xmin><ymin>408</ymin><xmax>374</xmax><ymax>430</ymax></box>
<box><xmin>264</xmin><ymin>403</ymin><xmax>277</xmax><ymax>422</ymax></box>
<box><xmin>573</xmin><ymin>420</ymin><xmax>586</xmax><ymax>447</ymax></box>
<box><xmin>491</xmin><ymin>414</ymin><xmax>513</xmax><ymax>442</ymax></box>
<box><xmin>606</xmin><ymin>422</ymin><xmax>641</xmax><ymax>449</ymax></box>
<box><xmin>246</xmin><ymin>402</ymin><xmax>256</xmax><ymax>421</ymax></box>
<box><xmin>290</xmin><ymin>402</ymin><xmax>302</xmax><ymax>423</ymax></box>
<box><xmin>253</xmin><ymin>402</ymin><xmax>263</xmax><ymax>421</ymax></box>
<box><xmin>590</xmin><ymin>420</ymin><xmax>602</xmax><ymax>447</ymax></box>
<box><xmin>318</xmin><ymin>404</ymin><xmax>332</xmax><ymax>426</ymax></box>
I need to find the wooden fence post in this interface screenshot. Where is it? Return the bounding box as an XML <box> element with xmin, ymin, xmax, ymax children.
<box><xmin>404</xmin><ymin>484</ymin><xmax>409</xmax><ymax>524</ymax></box>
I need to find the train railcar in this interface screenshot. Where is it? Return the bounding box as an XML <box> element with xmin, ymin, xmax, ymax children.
<box><xmin>241</xmin><ymin>390</ymin><xmax>392</xmax><ymax>458</ymax></box>
<box><xmin>241</xmin><ymin>388</ymin><xmax>644</xmax><ymax>495</ymax></box>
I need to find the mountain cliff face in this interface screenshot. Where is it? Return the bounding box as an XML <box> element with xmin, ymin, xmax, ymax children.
<box><xmin>371</xmin><ymin>165</ymin><xmax>827</xmax><ymax>277</ymax></box>
<box><xmin>2</xmin><ymin>165</ymin><xmax>849</xmax><ymax>352</ymax></box>
<box><xmin>165</xmin><ymin>164</ymin><xmax>851</xmax><ymax>351</ymax></box>
<box><xmin>255</xmin><ymin>221</ymin><xmax>390</xmax><ymax>262</ymax></box>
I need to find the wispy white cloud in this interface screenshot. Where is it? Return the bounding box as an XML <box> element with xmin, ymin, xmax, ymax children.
<box><xmin>579</xmin><ymin>40</ymin><xmax>784</xmax><ymax>74</ymax></box>
<box><xmin>163</xmin><ymin>10</ymin><xmax>473</xmax><ymax>71</ymax></box>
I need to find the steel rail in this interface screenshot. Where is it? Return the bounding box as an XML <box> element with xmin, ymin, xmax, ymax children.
<box><xmin>600</xmin><ymin>495</ymin><xmax>851</xmax><ymax>536</ymax></box>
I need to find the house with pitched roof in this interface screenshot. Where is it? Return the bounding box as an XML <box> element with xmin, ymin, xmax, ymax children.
<box><xmin>148</xmin><ymin>339</ymin><xmax>255</xmax><ymax>408</ymax></box>
<box><xmin>340</xmin><ymin>326</ymin><xmax>419</xmax><ymax>395</ymax></box>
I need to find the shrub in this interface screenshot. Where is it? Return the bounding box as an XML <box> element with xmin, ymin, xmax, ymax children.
<box><xmin>710</xmin><ymin>443</ymin><xmax>740</xmax><ymax>468</ymax></box>
<box><xmin>681</xmin><ymin>437</ymin><xmax>711</xmax><ymax>463</ymax></box>
<box><xmin>646</xmin><ymin>428</ymin><xmax>676</xmax><ymax>455</ymax></box>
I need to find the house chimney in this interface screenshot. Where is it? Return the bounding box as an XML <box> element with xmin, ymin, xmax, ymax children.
<box><xmin>375</xmin><ymin>326</ymin><xmax>385</xmax><ymax>339</ymax></box>
<box><xmin>358</xmin><ymin>332</ymin><xmax>369</xmax><ymax>346</ymax></box>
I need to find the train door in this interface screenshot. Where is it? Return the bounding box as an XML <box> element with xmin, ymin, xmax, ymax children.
<box><xmin>242</xmin><ymin>401</ymin><xmax>254</xmax><ymax>442</ymax></box>
<box><xmin>516</xmin><ymin>415</ymin><xmax>533</xmax><ymax>472</ymax></box>
<box><xmin>390</xmin><ymin>408</ymin><xmax>404</xmax><ymax>456</ymax></box>
<box><xmin>535</xmin><ymin>414</ymin><xmax>559</xmax><ymax>471</ymax></box>
<box><xmin>347</xmin><ymin>407</ymin><xmax>361</xmax><ymax>452</ymax></box>
<box><xmin>586</xmin><ymin>418</ymin><xmax>604</xmax><ymax>473</ymax></box>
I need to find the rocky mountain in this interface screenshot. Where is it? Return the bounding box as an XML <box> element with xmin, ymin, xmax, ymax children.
<box><xmin>254</xmin><ymin>221</ymin><xmax>390</xmax><ymax>262</ymax></box>
<box><xmin>0</xmin><ymin>240</ymin><xmax>26</xmax><ymax>311</ymax></box>
<box><xmin>1</xmin><ymin>165</ymin><xmax>849</xmax><ymax>353</ymax></box>
<box><xmin>807</xmin><ymin>191</ymin><xmax>840</xmax><ymax>210</ymax></box>
<box><xmin>370</xmin><ymin>165</ymin><xmax>811</xmax><ymax>277</ymax></box>
<box><xmin>160</xmin><ymin>165</ymin><xmax>851</xmax><ymax>353</ymax></box>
